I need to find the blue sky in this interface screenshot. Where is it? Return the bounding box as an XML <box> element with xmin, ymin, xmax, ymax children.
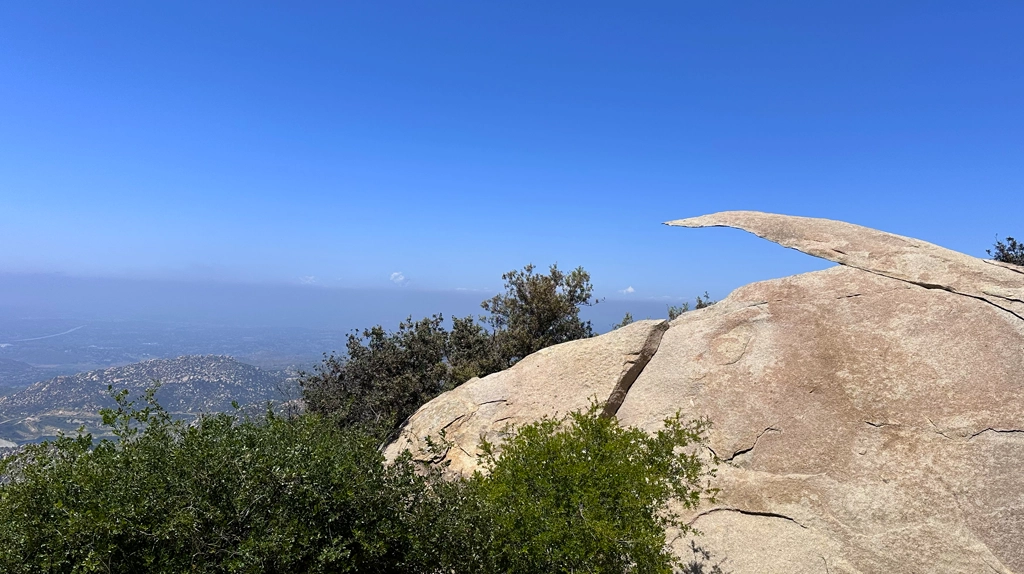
<box><xmin>2</xmin><ymin>1</ymin><xmax>1022</xmax><ymax>304</ymax></box>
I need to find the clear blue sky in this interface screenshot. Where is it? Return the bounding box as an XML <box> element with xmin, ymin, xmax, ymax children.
<box><xmin>2</xmin><ymin>1</ymin><xmax>1022</xmax><ymax>303</ymax></box>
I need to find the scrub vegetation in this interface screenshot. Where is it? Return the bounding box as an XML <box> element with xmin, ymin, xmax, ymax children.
<box><xmin>301</xmin><ymin>263</ymin><xmax>599</xmax><ymax>436</ymax></box>
<box><xmin>0</xmin><ymin>263</ymin><xmax>723</xmax><ymax>573</ymax></box>
<box><xmin>989</xmin><ymin>236</ymin><xmax>1024</xmax><ymax>266</ymax></box>
<box><xmin>0</xmin><ymin>391</ymin><xmax>718</xmax><ymax>573</ymax></box>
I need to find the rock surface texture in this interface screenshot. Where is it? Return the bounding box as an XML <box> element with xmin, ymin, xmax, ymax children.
<box><xmin>384</xmin><ymin>319</ymin><xmax>668</xmax><ymax>475</ymax></box>
<box><xmin>386</xmin><ymin>211</ymin><xmax>1024</xmax><ymax>573</ymax></box>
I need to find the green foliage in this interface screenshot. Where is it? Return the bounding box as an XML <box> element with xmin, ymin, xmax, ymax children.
<box><xmin>0</xmin><ymin>390</ymin><xmax>720</xmax><ymax>574</ymax></box>
<box><xmin>481</xmin><ymin>263</ymin><xmax>596</xmax><ymax>365</ymax></box>
<box><xmin>988</xmin><ymin>236</ymin><xmax>1024</xmax><ymax>266</ymax></box>
<box><xmin>446</xmin><ymin>314</ymin><xmax>505</xmax><ymax>382</ymax></box>
<box><xmin>667</xmin><ymin>303</ymin><xmax>689</xmax><ymax>320</ymax></box>
<box><xmin>694</xmin><ymin>291</ymin><xmax>716</xmax><ymax>310</ymax></box>
<box><xmin>614</xmin><ymin>311</ymin><xmax>635</xmax><ymax>329</ymax></box>
<box><xmin>301</xmin><ymin>263</ymin><xmax>597</xmax><ymax>433</ymax></box>
<box><xmin>301</xmin><ymin>314</ymin><xmax>473</xmax><ymax>431</ymax></box>
<box><xmin>299</xmin><ymin>315</ymin><xmax>499</xmax><ymax>433</ymax></box>
<box><xmin>0</xmin><ymin>388</ymin><xmax>439</xmax><ymax>574</ymax></box>
<box><xmin>668</xmin><ymin>292</ymin><xmax>716</xmax><ymax>321</ymax></box>
<box><xmin>466</xmin><ymin>405</ymin><xmax>717</xmax><ymax>573</ymax></box>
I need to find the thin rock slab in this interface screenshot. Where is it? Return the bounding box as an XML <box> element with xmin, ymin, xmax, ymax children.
<box><xmin>384</xmin><ymin>319</ymin><xmax>668</xmax><ymax>476</ymax></box>
<box><xmin>667</xmin><ymin>210</ymin><xmax>1024</xmax><ymax>320</ymax></box>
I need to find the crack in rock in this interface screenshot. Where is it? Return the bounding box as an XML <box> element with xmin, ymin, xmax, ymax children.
<box><xmin>601</xmin><ymin>320</ymin><xmax>669</xmax><ymax>418</ymax></box>
<box><xmin>440</xmin><ymin>414</ymin><xmax>466</xmax><ymax>432</ymax></box>
<box><xmin>687</xmin><ymin>507</ymin><xmax>808</xmax><ymax>529</ymax></box>
<box><xmin>968</xmin><ymin>428</ymin><xmax>1024</xmax><ymax>440</ymax></box>
<box><xmin>846</xmin><ymin>266</ymin><xmax>1024</xmax><ymax>323</ymax></box>
<box><xmin>984</xmin><ymin>259</ymin><xmax>1024</xmax><ymax>276</ymax></box>
<box><xmin>723</xmin><ymin>426</ymin><xmax>780</xmax><ymax>463</ymax></box>
<box><xmin>925</xmin><ymin>418</ymin><xmax>1024</xmax><ymax>441</ymax></box>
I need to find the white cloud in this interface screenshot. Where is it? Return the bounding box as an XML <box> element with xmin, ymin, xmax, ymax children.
<box><xmin>620</xmin><ymin>286</ymin><xmax>635</xmax><ymax>294</ymax></box>
<box><xmin>299</xmin><ymin>275</ymin><xmax>317</xmax><ymax>285</ymax></box>
<box><xmin>390</xmin><ymin>271</ymin><xmax>407</xmax><ymax>285</ymax></box>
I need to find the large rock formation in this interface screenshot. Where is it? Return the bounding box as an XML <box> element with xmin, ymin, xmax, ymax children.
<box><xmin>384</xmin><ymin>318</ymin><xmax>668</xmax><ymax>474</ymax></box>
<box><xmin>386</xmin><ymin>212</ymin><xmax>1024</xmax><ymax>573</ymax></box>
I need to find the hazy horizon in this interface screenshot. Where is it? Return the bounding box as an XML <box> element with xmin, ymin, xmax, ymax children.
<box><xmin>0</xmin><ymin>271</ymin><xmax>717</xmax><ymax>386</ymax></box>
<box><xmin>0</xmin><ymin>271</ymin><xmax>728</xmax><ymax>334</ymax></box>
<box><xmin>2</xmin><ymin>2</ymin><xmax>1021</xmax><ymax>377</ymax></box>
<box><xmin>2</xmin><ymin>2</ymin><xmax>1021</xmax><ymax>299</ymax></box>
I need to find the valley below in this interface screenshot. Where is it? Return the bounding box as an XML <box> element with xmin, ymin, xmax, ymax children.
<box><xmin>0</xmin><ymin>355</ymin><xmax>296</xmax><ymax>448</ymax></box>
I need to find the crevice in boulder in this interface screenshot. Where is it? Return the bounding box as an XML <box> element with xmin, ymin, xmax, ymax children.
<box><xmin>927</xmin><ymin>418</ymin><xmax>958</xmax><ymax>440</ymax></box>
<box><xmin>841</xmin><ymin>264</ymin><xmax>1024</xmax><ymax>322</ymax></box>
<box><xmin>722</xmin><ymin>426</ymin><xmax>780</xmax><ymax>464</ymax></box>
<box><xmin>968</xmin><ymin>428</ymin><xmax>1024</xmax><ymax>440</ymax></box>
<box><xmin>440</xmin><ymin>414</ymin><xmax>466</xmax><ymax>432</ymax></box>
<box><xmin>984</xmin><ymin>259</ymin><xmax>1024</xmax><ymax>276</ymax></box>
<box><xmin>926</xmin><ymin>418</ymin><xmax>1024</xmax><ymax>441</ymax></box>
<box><xmin>601</xmin><ymin>320</ymin><xmax>670</xmax><ymax>418</ymax></box>
<box><xmin>687</xmin><ymin>507</ymin><xmax>808</xmax><ymax>529</ymax></box>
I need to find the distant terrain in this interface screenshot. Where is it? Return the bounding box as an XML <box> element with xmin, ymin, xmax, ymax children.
<box><xmin>0</xmin><ymin>355</ymin><xmax>294</xmax><ymax>447</ymax></box>
<box><xmin>0</xmin><ymin>315</ymin><xmax>350</xmax><ymax>383</ymax></box>
<box><xmin>0</xmin><ymin>358</ymin><xmax>51</xmax><ymax>395</ymax></box>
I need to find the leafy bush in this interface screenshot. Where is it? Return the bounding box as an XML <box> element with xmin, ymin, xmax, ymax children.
<box><xmin>301</xmin><ymin>263</ymin><xmax>597</xmax><ymax>433</ymax></box>
<box><xmin>668</xmin><ymin>292</ymin><xmax>716</xmax><ymax>320</ymax></box>
<box><xmin>0</xmin><ymin>390</ymin><xmax>718</xmax><ymax>574</ymax></box>
<box><xmin>614</xmin><ymin>311</ymin><xmax>635</xmax><ymax>329</ymax></box>
<box><xmin>481</xmin><ymin>263</ymin><xmax>597</xmax><ymax>365</ymax></box>
<box><xmin>988</xmin><ymin>236</ymin><xmax>1024</xmax><ymax>266</ymax></box>
<box><xmin>465</xmin><ymin>406</ymin><xmax>717</xmax><ymax>573</ymax></box>
<box><xmin>301</xmin><ymin>314</ymin><xmax>464</xmax><ymax>431</ymax></box>
<box><xmin>0</xmin><ymin>388</ymin><xmax>437</xmax><ymax>574</ymax></box>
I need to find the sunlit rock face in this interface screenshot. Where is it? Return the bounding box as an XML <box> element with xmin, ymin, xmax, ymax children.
<box><xmin>384</xmin><ymin>318</ymin><xmax>669</xmax><ymax>475</ymax></box>
<box><xmin>388</xmin><ymin>211</ymin><xmax>1024</xmax><ymax>573</ymax></box>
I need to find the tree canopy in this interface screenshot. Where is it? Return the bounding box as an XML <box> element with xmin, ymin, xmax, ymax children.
<box><xmin>481</xmin><ymin>263</ymin><xmax>596</xmax><ymax>365</ymax></box>
<box><xmin>301</xmin><ymin>263</ymin><xmax>597</xmax><ymax>433</ymax></box>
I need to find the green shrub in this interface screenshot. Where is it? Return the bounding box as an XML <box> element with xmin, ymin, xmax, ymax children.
<box><xmin>988</xmin><ymin>236</ymin><xmax>1024</xmax><ymax>266</ymax></box>
<box><xmin>301</xmin><ymin>263</ymin><xmax>598</xmax><ymax>434</ymax></box>
<box><xmin>0</xmin><ymin>390</ymin><xmax>718</xmax><ymax>573</ymax></box>
<box><xmin>667</xmin><ymin>292</ymin><xmax>716</xmax><ymax>321</ymax></box>
<box><xmin>0</xmin><ymin>388</ymin><xmax>437</xmax><ymax>573</ymax></box>
<box><xmin>614</xmin><ymin>312</ymin><xmax>635</xmax><ymax>329</ymax></box>
<box><xmin>480</xmin><ymin>263</ymin><xmax>597</xmax><ymax>365</ymax></box>
<box><xmin>464</xmin><ymin>406</ymin><xmax>717</xmax><ymax>573</ymax></box>
<box><xmin>301</xmin><ymin>314</ymin><xmax>459</xmax><ymax>432</ymax></box>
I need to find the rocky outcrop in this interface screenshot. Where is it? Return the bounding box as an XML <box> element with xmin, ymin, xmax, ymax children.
<box><xmin>386</xmin><ymin>212</ymin><xmax>1024</xmax><ymax>573</ymax></box>
<box><xmin>384</xmin><ymin>319</ymin><xmax>668</xmax><ymax>475</ymax></box>
<box><xmin>668</xmin><ymin>211</ymin><xmax>1024</xmax><ymax>320</ymax></box>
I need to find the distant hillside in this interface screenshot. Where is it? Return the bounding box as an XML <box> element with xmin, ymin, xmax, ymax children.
<box><xmin>0</xmin><ymin>358</ymin><xmax>47</xmax><ymax>392</ymax></box>
<box><xmin>0</xmin><ymin>355</ymin><xmax>293</xmax><ymax>446</ymax></box>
